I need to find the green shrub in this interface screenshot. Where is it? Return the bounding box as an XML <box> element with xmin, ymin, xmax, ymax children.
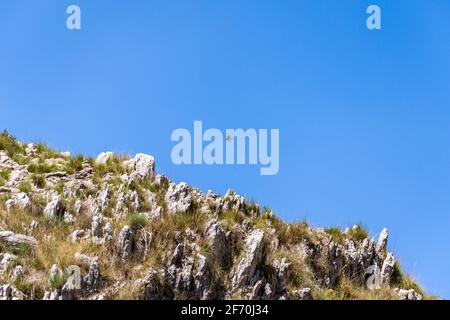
<box><xmin>65</xmin><ymin>155</ymin><xmax>84</xmax><ymax>174</ymax></box>
<box><xmin>0</xmin><ymin>168</ymin><xmax>11</xmax><ymax>186</ymax></box>
<box><xmin>35</xmin><ymin>143</ymin><xmax>61</xmax><ymax>159</ymax></box>
<box><xmin>18</xmin><ymin>180</ymin><xmax>32</xmax><ymax>193</ymax></box>
<box><xmin>0</xmin><ymin>130</ymin><xmax>26</xmax><ymax>159</ymax></box>
<box><xmin>348</xmin><ymin>225</ymin><xmax>369</xmax><ymax>242</ymax></box>
<box><xmin>325</xmin><ymin>227</ymin><xmax>345</xmax><ymax>245</ymax></box>
<box><xmin>128</xmin><ymin>213</ymin><xmax>149</xmax><ymax>230</ymax></box>
<box><xmin>27</xmin><ymin>162</ymin><xmax>58</xmax><ymax>174</ymax></box>
<box><xmin>30</xmin><ymin>174</ymin><xmax>46</xmax><ymax>188</ymax></box>
<box><xmin>93</xmin><ymin>156</ymin><xmax>127</xmax><ymax>177</ymax></box>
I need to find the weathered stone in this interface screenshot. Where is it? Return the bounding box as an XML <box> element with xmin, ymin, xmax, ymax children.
<box><xmin>380</xmin><ymin>252</ymin><xmax>395</xmax><ymax>284</ymax></box>
<box><xmin>165</xmin><ymin>182</ymin><xmax>193</xmax><ymax>214</ymax></box>
<box><xmin>5</xmin><ymin>192</ymin><xmax>32</xmax><ymax>212</ymax></box>
<box><xmin>0</xmin><ymin>253</ymin><xmax>17</xmax><ymax>273</ymax></box>
<box><xmin>116</xmin><ymin>226</ymin><xmax>133</xmax><ymax>261</ymax></box>
<box><xmin>204</xmin><ymin>220</ymin><xmax>230</xmax><ymax>267</ymax></box>
<box><xmin>134</xmin><ymin>153</ymin><xmax>155</xmax><ymax>180</ymax></box>
<box><xmin>376</xmin><ymin>228</ymin><xmax>389</xmax><ymax>259</ymax></box>
<box><xmin>395</xmin><ymin>288</ymin><xmax>422</xmax><ymax>300</ymax></box>
<box><xmin>0</xmin><ymin>231</ymin><xmax>37</xmax><ymax>247</ymax></box>
<box><xmin>95</xmin><ymin>152</ymin><xmax>114</xmax><ymax>165</ymax></box>
<box><xmin>43</xmin><ymin>195</ymin><xmax>64</xmax><ymax>219</ymax></box>
<box><xmin>232</xmin><ymin>229</ymin><xmax>265</xmax><ymax>289</ymax></box>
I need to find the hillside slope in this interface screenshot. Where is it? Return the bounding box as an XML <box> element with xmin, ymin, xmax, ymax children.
<box><xmin>0</xmin><ymin>132</ymin><xmax>425</xmax><ymax>300</ymax></box>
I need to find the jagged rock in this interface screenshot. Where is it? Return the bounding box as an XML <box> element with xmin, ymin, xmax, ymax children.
<box><xmin>28</xmin><ymin>220</ymin><xmax>39</xmax><ymax>234</ymax></box>
<box><xmin>91</xmin><ymin>214</ymin><xmax>103</xmax><ymax>238</ymax></box>
<box><xmin>263</xmin><ymin>283</ymin><xmax>274</xmax><ymax>299</ymax></box>
<box><xmin>0</xmin><ymin>253</ymin><xmax>17</xmax><ymax>273</ymax></box>
<box><xmin>84</xmin><ymin>257</ymin><xmax>101</xmax><ymax>293</ymax></box>
<box><xmin>232</xmin><ymin>229</ymin><xmax>265</xmax><ymax>289</ymax></box>
<box><xmin>0</xmin><ymin>231</ymin><xmax>37</xmax><ymax>247</ymax></box>
<box><xmin>64</xmin><ymin>212</ymin><xmax>75</xmax><ymax>224</ymax></box>
<box><xmin>61</xmin><ymin>282</ymin><xmax>76</xmax><ymax>300</ymax></box>
<box><xmin>136</xmin><ymin>268</ymin><xmax>174</xmax><ymax>300</ymax></box>
<box><xmin>376</xmin><ymin>228</ymin><xmax>389</xmax><ymax>259</ymax></box>
<box><xmin>204</xmin><ymin>220</ymin><xmax>230</xmax><ymax>267</ymax></box>
<box><xmin>193</xmin><ymin>254</ymin><xmax>212</xmax><ymax>299</ymax></box>
<box><xmin>12</xmin><ymin>265</ymin><xmax>24</xmax><ymax>281</ymax></box>
<box><xmin>165</xmin><ymin>182</ymin><xmax>193</xmax><ymax>214</ymax></box>
<box><xmin>135</xmin><ymin>230</ymin><xmax>152</xmax><ymax>257</ymax></box>
<box><xmin>133</xmin><ymin>153</ymin><xmax>155</xmax><ymax>180</ymax></box>
<box><xmin>0</xmin><ymin>284</ymin><xmax>13</xmax><ymax>300</ymax></box>
<box><xmin>395</xmin><ymin>288</ymin><xmax>422</xmax><ymax>300</ymax></box>
<box><xmin>116</xmin><ymin>226</ymin><xmax>133</xmax><ymax>261</ymax></box>
<box><xmin>297</xmin><ymin>288</ymin><xmax>312</xmax><ymax>300</ymax></box>
<box><xmin>274</xmin><ymin>258</ymin><xmax>291</xmax><ymax>289</ymax></box>
<box><xmin>43</xmin><ymin>289</ymin><xmax>61</xmax><ymax>300</ymax></box>
<box><xmin>98</xmin><ymin>187</ymin><xmax>110</xmax><ymax>210</ymax></box>
<box><xmin>43</xmin><ymin>195</ymin><xmax>64</xmax><ymax>219</ymax></box>
<box><xmin>7</xmin><ymin>168</ymin><xmax>28</xmax><ymax>188</ymax></box>
<box><xmin>5</xmin><ymin>192</ymin><xmax>32</xmax><ymax>212</ymax></box>
<box><xmin>95</xmin><ymin>152</ymin><xmax>114</xmax><ymax>165</ymax></box>
<box><xmin>74</xmin><ymin>200</ymin><xmax>83</xmax><ymax>215</ymax></box>
<box><xmin>69</xmin><ymin>229</ymin><xmax>88</xmax><ymax>243</ymax></box>
<box><xmin>381</xmin><ymin>252</ymin><xmax>395</xmax><ymax>284</ymax></box>
<box><xmin>154</xmin><ymin>174</ymin><xmax>169</xmax><ymax>189</ymax></box>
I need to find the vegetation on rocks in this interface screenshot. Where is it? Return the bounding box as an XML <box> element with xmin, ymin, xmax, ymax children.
<box><xmin>0</xmin><ymin>132</ymin><xmax>429</xmax><ymax>300</ymax></box>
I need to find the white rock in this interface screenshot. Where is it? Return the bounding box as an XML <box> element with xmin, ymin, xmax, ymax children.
<box><xmin>116</xmin><ymin>226</ymin><xmax>133</xmax><ymax>262</ymax></box>
<box><xmin>395</xmin><ymin>288</ymin><xmax>422</xmax><ymax>300</ymax></box>
<box><xmin>0</xmin><ymin>253</ymin><xmax>17</xmax><ymax>272</ymax></box>
<box><xmin>165</xmin><ymin>182</ymin><xmax>193</xmax><ymax>214</ymax></box>
<box><xmin>0</xmin><ymin>231</ymin><xmax>37</xmax><ymax>247</ymax></box>
<box><xmin>376</xmin><ymin>228</ymin><xmax>389</xmax><ymax>258</ymax></box>
<box><xmin>133</xmin><ymin>153</ymin><xmax>155</xmax><ymax>180</ymax></box>
<box><xmin>5</xmin><ymin>192</ymin><xmax>32</xmax><ymax>212</ymax></box>
<box><xmin>43</xmin><ymin>195</ymin><xmax>63</xmax><ymax>219</ymax></box>
<box><xmin>381</xmin><ymin>252</ymin><xmax>395</xmax><ymax>284</ymax></box>
<box><xmin>95</xmin><ymin>152</ymin><xmax>114</xmax><ymax>165</ymax></box>
<box><xmin>232</xmin><ymin>229</ymin><xmax>265</xmax><ymax>288</ymax></box>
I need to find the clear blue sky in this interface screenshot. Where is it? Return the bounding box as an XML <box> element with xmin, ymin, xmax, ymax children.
<box><xmin>0</xmin><ymin>0</ymin><xmax>449</xmax><ymax>298</ymax></box>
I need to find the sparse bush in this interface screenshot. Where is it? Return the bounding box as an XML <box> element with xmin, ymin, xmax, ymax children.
<box><xmin>325</xmin><ymin>227</ymin><xmax>345</xmax><ymax>245</ymax></box>
<box><xmin>93</xmin><ymin>155</ymin><xmax>127</xmax><ymax>177</ymax></box>
<box><xmin>0</xmin><ymin>168</ymin><xmax>11</xmax><ymax>186</ymax></box>
<box><xmin>31</xmin><ymin>174</ymin><xmax>46</xmax><ymax>188</ymax></box>
<box><xmin>348</xmin><ymin>225</ymin><xmax>369</xmax><ymax>242</ymax></box>
<box><xmin>128</xmin><ymin>213</ymin><xmax>149</xmax><ymax>230</ymax></box>
<box><xmin>27</xmin><ymin>162</ymin><xmax>58</xmax><ymax>174</ymax></box>
<box><xmin>18</xmin><ymin>180</ymin><xmax>32</xmax><ymax>193</ymax></box>
<box><xmin>0</xmin><ymin>130</ymin><xmax>25</xmax><ymax>159</ymax></box>
<box><xmin>65</xmin><ymin>155</ymin><xmax>84</xmax><ymax>174</ymax></box>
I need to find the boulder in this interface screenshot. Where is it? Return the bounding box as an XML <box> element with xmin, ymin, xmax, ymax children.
<box><xmin>232</xmin><ymin>229</ymin><xmax>265</xmax><ymax>289</ymax></box>
<box><xmin>395</xmin><ymin>288</ymin><xmax>422</xmax><ymax>300</ymax></box>
<box><xmin>134</xmin><ymin>153</ymin><xmax>155</xmax><ymax>180</ymax></box>
<box><xmin>43</xmin><ymin>195</ymin><xmax>64</xmax><ymax>219</ymax></box>
<box><xmin>5</xmin><ymin>192</ymin><xmax>32</xmax><ymax>212</ymax></box>
<box><xmin>95</xmin><ymin>152</ymin><xmax>114</xmax><ymax>165</ymax></box>
<box><xmin>165</xmin><ymin>182</ymin><xmax>193</xmax><ymax>214</ymax></box>
<box><xmin>0</xmin><ymin>231</ymin><xmax>37</xmax><ymax>247</ymax></box>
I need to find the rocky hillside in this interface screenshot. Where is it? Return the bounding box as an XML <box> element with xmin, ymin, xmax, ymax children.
<box><xmin>0</xmin><ymin>131</ymin><xmax>426</xmax><ymax>300</ymax></box>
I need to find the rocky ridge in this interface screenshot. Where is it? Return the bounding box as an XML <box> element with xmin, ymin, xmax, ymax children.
<box><xmin>0</xmin><ymin>132</ymin><xmax>426</xmax><ymax>300</ymax></box>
